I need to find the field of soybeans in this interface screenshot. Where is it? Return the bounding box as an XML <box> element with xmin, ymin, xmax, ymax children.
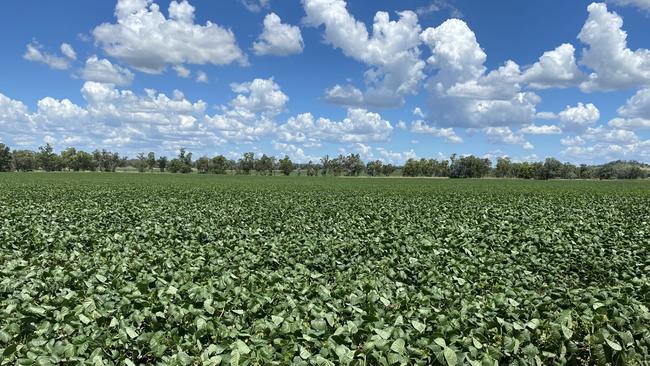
<box><xmin>1</xmin><ymin>173</ymin><xmax>649</xmax><ymax>365</ymax></box>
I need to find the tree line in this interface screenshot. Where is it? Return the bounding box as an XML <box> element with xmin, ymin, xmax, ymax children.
<box><xmin>0</xmin><ymin>143</ymin><xmax>647</xmax><ymax>179</ymax></box>
<box><xmin>0</xmin><ymin>144</ymin><xmax>126</xmax><ymax>172</ymax></box>
<box><xmin>402</xmin><ymin>155</ymin><xmax>648</xmax><ymax>179</ymax></box>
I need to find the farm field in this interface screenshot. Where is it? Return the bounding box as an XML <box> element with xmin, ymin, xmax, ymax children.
<box><xmin>1</xmin><ymin>174</ymin><xmax>649</xmax><ymax>365</ymax></box>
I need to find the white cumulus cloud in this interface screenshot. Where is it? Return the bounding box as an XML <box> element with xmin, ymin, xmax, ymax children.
<box><xmin>323</xmin><ymin>85</ymin><xmax>364</xmax><ymax>106</ymax></box>
<box><xmin>519</xmin><ymin>124</ymin><xmax>562</xmax><ymax>135</ymax></box>
<box><xmin>196</xmin><ymin>71</ymin><xmax>208</xmax><ymax>83</ymax></box>
<box><xmin>607</xmin><ymin>0</ymin><xmax>650</xmax><ymax>13</ymax></box>
<box><xmin>60</xmin><ymin>43</ymin><xmax>77</xmax><ymax>60</ymax></box>
<box><xmin>484</xmin><ymin>126</ymin><xmax>534</xmax><ymax>149</ymax></box>
<box><xmin>240</xmin><ymin>0</ymin><xmax>270</xmax><ymax>13</ymax></box>
<box><xmin>36</xmin><ymin>97</ymin><xmax>88</xmax><ymax>123</ymax></box>
<box><xmin>93</xmin><ymin>0</ymin><xmax>247</xmax><ymax>74</ymax></box>
<box><xmin>578</xmin><ymin>2</ymin><xmax>650</xmax><ymax>91</ymax></box>
<box><xmin>558</xmin><ymin>102</ymin><xmax>600</xmax><ymax>129</ymax></box>
<box><xmin>582</xmin><ymin>125</ymin><xmax>638</xmax><ymax>143</ymax></box>
<box><xmin>253</xmin><ymin>13</ymin><xmax>304</xmax><ymax>56</ymax></box>
<box><xmin>608</xmin><ymin>88</ymin><xmax>650</xmax><ymax>130</ymax></box>
<box><xmin>272</xmin><ymin>141</ymin><xmax>320</xmax><ymax>162</ymax></box>
<box><xmin>617</xmin><ymin>87</ymin><xmax>650</xmax><ymax>119</ymax></box>
<box><xmin>277</xmin><ymin>108</ymin><xmax>393</xmax><ymax>144</ymax></box>
<box><xmin>420</xmin><ymin>19</ymin><xmax>539</xmax><ymax>128</ymax></box>
<box><xmin>522</xmin><ymin>43</ymin><xmax>585</xmax><ymax>89</ymax></box>
<box><xmin>173</xmin><ymin>65</ymin><xmax>191</xmax><ymax>78</ymax></box>
<box><xmin>205</xmin><ymin>78</ymin><xmax>288</xmax><ymax>142</ymax></box>
<box><xmin>411</xmin><ymin>120</ymin><xmax>463</xmax><ymax>143</ymax></box>
<box><xmin>376</xmin><ymin>147</ymin><xmax>418</xmax><ymax>164</ymax></box>
<box><xmin>229</xmin><ymin>78</ymin><xmax>289</xmax><ymax>117</ymax></box>
<box><xmin>81</xmin><ymin>56</ymin><xmax>135</xmax><ymax>86</ymax></box>
<box><xmin>0</xmin><ymin>93</ymin><xmax>34</xmax><ymax>134</ymax></box>
<box><xmin>23</xmin><ymin>42</ymin><xmax>70</xmax><ymax>70</ymax></box>
<box><xmin>302</xmin><ymin>0</ymin><xmax>425</xmax><ymax>107</ymax></box>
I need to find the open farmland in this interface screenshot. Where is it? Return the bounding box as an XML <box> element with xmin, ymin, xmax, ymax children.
<box><xmin>1</xmin><ymin>174</ymin><xmax>649</xmax><ymax>365</ymax></box>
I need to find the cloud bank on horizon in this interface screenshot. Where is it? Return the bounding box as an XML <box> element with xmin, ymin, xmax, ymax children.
<box><xmin>2</xmin><ymin>0</ymin><xmax>650</xmax><ymax>164</ymax></box>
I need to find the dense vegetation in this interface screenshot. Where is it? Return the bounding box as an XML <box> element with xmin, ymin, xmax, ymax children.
<box><xmin>1</xmin><ymin>142</ymin><xmax>648</xmax><ymax>179</ymax></box>
<box><xmin>1</xmin><ymin>174</ymin><xmax>649</xmax><ymax>365</ymax></box>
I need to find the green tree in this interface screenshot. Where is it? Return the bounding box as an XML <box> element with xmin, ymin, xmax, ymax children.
<box><xmin>320</xmin><ymin>155</ymin><xmax>331</xmax><ymax>176</ymax></box>
<box><xmin>91</xmin><ymin>150</ymin><xmax>121</xmax><ymax>172</ymax></box>
<box><xmin>37</xmin><ymin>143</ymin><xmax>60</xmax><ymax>171</ymax></box>
<box><xmin>449</xmin><ymin>154</ymin><xmax>491</xmax><ymax>178</ymax></box>
<box><xmin>135</xmin><ymin>153</ymin><xmax>147</xmax><ymax>173</ymax></box>
<box><xmin>495</xmin><ymin>157</ymin><xmax>513</xmax><ymax>178</ymax></box>
<box><xmin>210</xmin><ymin>155</ymin><xmax>229</xmax><ymax>174</ymax></box>
<box><xmin>75</xmin><ymin>151</ymin><xmax>97</xmax><ymax>171</ymax></box>
<box><xmin>513</xmin><ymin>161</ymin><xmax>539</xmax><ymax>179</ymax></box>
<box><xmin>0</xmin><ymin>143</ymin><xmax>11</xmax><ymax>172</ymax></box>
<box><xmin>92</xmin><ymin>150</ymin><xmax>104</xmax><ymax>171</ymax></box>
<box><xmin>147</xmin><ymin>152</ymin><xmax>157</xmax><ymax>171</ymax></box>
<box><xmin>12</xmin><ymin>150</ymin><xmax>37</xmax><ymax>171</ymax></box>
<box><xmin>382</xmin><ymin>163</ymin><xmax>396</xmax><ymax>176</ymax></box>
<box><xmin>559</xmin><ymin>162</ymin><xmax>578</xmax><ymax>179</ymax></box>
<box><xmin>168</xmin><ymin>159</ymin><xmax>182</xmax><ymax>173</ymax></box>
<box><xmin>169</xmin><ymin>148</ymin><xmax>193</xmax><ymax>173</ymax></box>
<box><xmin>196</xmin><ymin>156</ymin><xmax>210</xmax><ymax>174</ymax></box>
<box><xmin>239</xmin><ymin>152</ymin><xmax>255</xmax><ymax>175</ymax></box>
<box><xmin>366</xmin><ymin>160</ymin><xmax>383</xmax><ymax>177</ymax></box>
<box><xmin>279</xmin><ymin>155</ymin><xmax>293</xmax><ymax>176</ymax></box>
<box><xmin>330</xmin><ymin>155</ymin><xmax>344</xmax><ymax>176</ymax></box>
<box><xmin>306</xmin><ymin>161</ymin><xmax>318</xmax><ymax>176</ymax></box>
<box><xmin>180</xmin><ymin>148</ymin><xmax>192</xmax><ymax>167</ymax></box>
<box><xmin>402</xmin><ymin>158</ymin><xmax>420</xmax><ymax>177</ymax></box>
<box><xmin>60</xmin><ymin>147</ymin><xmax>77</xmax><ymax>171</ymax></box>
<box><xmin>419</xmin><ymin>159</ymin><xmax>435</xmax><ymax>176</ymax></box>
<box><xmin>541</xmin><ymin>158</ymin><xmax>563</xmax><ymax>180</ymax></box>
<box><xmin>256</xmin><ymin>154</ymin><xmax>275</xmax><ymax>176</ymax></box>
<box><xmin>436</xmin><ymin>160</ymin><xmax>450</xmax><ymax>177</ymax></box>
<box><xmin>344</xmin><ymin>154</ymin><xmax>364</xmax><ymax>176</ymax></box>
<box><xmin>157</xmin><ymin>156</ymin><xmax>168</xmax><ymax>172</ymax></box>
<box><xmin>106</xmin><ymin>151</ymin><xmax>122</xmax><ymax>172</ymax></box>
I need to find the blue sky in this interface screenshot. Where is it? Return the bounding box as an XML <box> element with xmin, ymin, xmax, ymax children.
<box><xmin>1</xmin><ymin>0</ymin><xmax>650</xmax><ymax>164</ymax></box>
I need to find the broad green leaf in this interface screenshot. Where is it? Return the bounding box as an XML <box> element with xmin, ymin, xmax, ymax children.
<box><xmin>379</xmin><ymin>297</ymin><xmax>391</xmax><ymax>306</ymax></box>
<box><xmin>443</xmin><ymin>347</ymin><xmax>458</xmax><ymax>366</ymax></box>
<box><xmin>605</xmin><ymin>338</ymin><xmax>622</xmax><ymax>351</ymax></box>
<box><xmin>28</xmin><ymin>306</ymin><xmax>46</xmax><ymax>315</ymax></box>
<box><xmin>335</xmin><ymin>345</ymin><xmax>354</xmax><ymax>365</ymax></box>
<box><xmin>109</xmin><ymin>317</ymin><xmax>119</xmax><ymax>327</ymax></box>
<box><xmin>79</xmin><ymin>314</ymin><xmax>92</xmax><ymax>324</ymax></box>
<box><xmin>125</xmin><ymin>326</ymin><xmax>138</xmax><ymax>339</ymax></box>
<box><xmin>234</xmin><ymin>340</ymin><xmax>250</xmax><ymax>355</ymax></box>
<box><xmin>408</xmin><ymin>320</ymin><xmax>424</xmax><ymax>333</ymax></box>
<box><xmin>230</xmin><ymin>350</ymin><xmax>240</xmax><ymax>366</ymax></box>
<box><xmin>434</xmin><ymin>338</ymin><xmax>447</xmax><ymax>348</ymax></box>
<box><xmin>206</xmin><ymin>344</ymin><xmax>224</xmax><ymax>356</ymax></box>
<box><xmin>525</xmin><ymin>319</ymin><xmax>540</xmax><ymax>330</ymax></box>
<box><xmin>271</xmin><ymin>315</ymin><xmax>284</xmax><ymax>326</ymax></box>
<box><xmin>196</xmin><ymin>317</ymin><xmax>207</xmax><ymax>330</ymax></box>
<box><xmin>390</xmin><ymin>338</ymin><xmax>405</xmax><ymax>354</ymax></box>
<box><xmin>374</xmin><ymin>328</ymin><xmax>391</xmax><ymax>340</ymax></box>
<box><xmin>299</xmin><ymin>346</ymin><xmax>311</xmax><ymax>360</ymax></box>
<box><xmin>166</xmin><ymin>286</ymin><xmax>178</xmax><ymax>295</ymax></box>
<box><xmin>177</xmin><ymin>351</ymin><xmax>192</xmax><ymax>366</ymax></box>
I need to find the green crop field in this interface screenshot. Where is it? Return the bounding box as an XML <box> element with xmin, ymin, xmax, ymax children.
<box><xmin>1</xmin><ymin>174</ymin><xmax>649</xmax><ymax>365</ymax></box>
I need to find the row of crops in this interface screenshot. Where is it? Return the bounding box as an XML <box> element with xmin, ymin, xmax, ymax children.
<box><xmin>1</xmin><ymin>174</ymin><xmax>649</xmax><ymax>365</ymax></box>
